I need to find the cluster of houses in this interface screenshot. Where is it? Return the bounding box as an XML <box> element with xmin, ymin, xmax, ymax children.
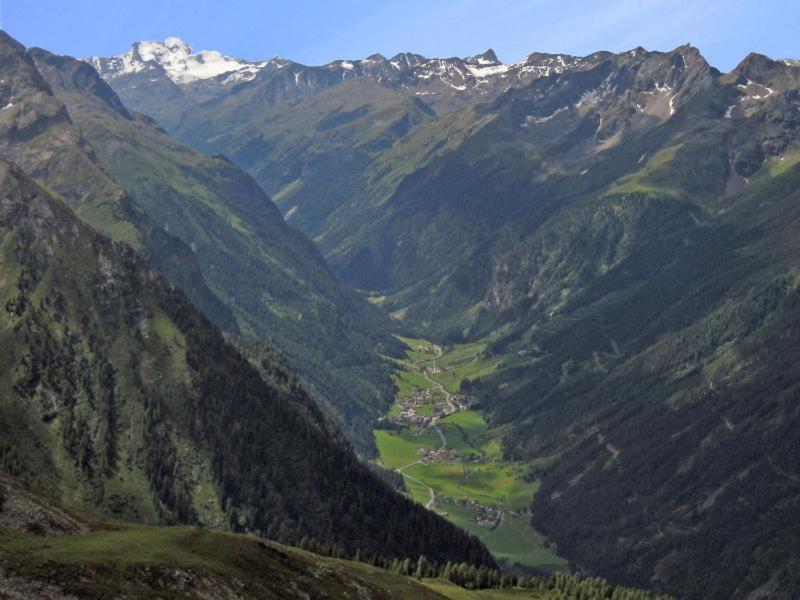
<box><xmin>417</xmin><ymin>446</ymin><xmax>455</xmax><ymax>464</ymax></box>
<box><xmin>390</xmin><ymin>389</ymin><xmax>441</xmax><ymax>425</ymax></box>
<box><xmin>454</xmin><ymin>497</ymin><xmax>502</xmax><ymax>526</ymax></box>
<box><xmin>473</xmin><ymin>511</ymin><xmax>502</xmax><ymax>527</ymax></box>
<box><xmin>455</xmin><ymin>497</ymin><xmax>483</xmax><ymax>509</ymax></box>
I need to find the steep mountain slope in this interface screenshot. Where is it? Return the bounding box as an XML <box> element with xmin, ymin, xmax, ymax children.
<box><xmin>0</xmin><ymin>157</ymin><xmax>494</xmax><ymax>566</ymax></box>
<box><xmin>28</xmin><ymin>47</ymin><xmax>397</xmax><ymax>452</ymax></box>
<box><xmin>0</xmin><ymin>31</ymin><xmax>234</xmax><ymax>331</ymax></box>
<box><xmin>483</xmin><ymin>161</ymin><xmax>800</xmax><ymax>599</ymax></box>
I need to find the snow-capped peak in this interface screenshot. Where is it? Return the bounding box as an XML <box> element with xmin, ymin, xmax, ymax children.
<box><xmin>163</xmin><ymin>37</ymin><xmax>191</xmax><ymax>53</ymax></box>
<box><xmin>88</xmin><ymin>37</ymin><xmax>268</xmax><ymax>85</ymax></box>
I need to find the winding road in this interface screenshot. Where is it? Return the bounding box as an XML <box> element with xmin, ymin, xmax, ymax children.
<box><xmin>397</xmin><ymin>422</ymin><xmax>446</xmax><ymax>510</ymax></box>
<box><xmin>421</xmin><ymin>345</ymin><xmax>459</xmax><ymax>416</ymax></box>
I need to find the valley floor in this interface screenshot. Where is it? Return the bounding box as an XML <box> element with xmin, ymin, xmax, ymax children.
<box><xmin>374</xmin><ymin>337</ymin><xmax>567</xmax><ymax>572</ymax></box>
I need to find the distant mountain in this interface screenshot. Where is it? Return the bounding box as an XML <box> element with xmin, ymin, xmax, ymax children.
<box><xmin>0</xmin><ymin>156</ymin><xmax>493</xmax><ymax>566</ymax></box>
<box><xmin>89</xmin><ymin>37</ymin><xmax>271</xmax><ymax>84</ymax></box>
<box><xmin>94</xmin><ymin>38</ymin><xmax>800</xmax><ymax>598</ymax></box>
<box><xmin>86</xmin><ymin>37</ymin><xmax>585</xmax><ymax>134</ymax></box>
<box><xmin>0</xmin><ymin>31</ymin><xmax>399</xmax><ymax>453</ymax></box>
<box><xmin>88</xmin><ymin>36</ymin><xmax>581</xmax><ymax>93</ymax></box>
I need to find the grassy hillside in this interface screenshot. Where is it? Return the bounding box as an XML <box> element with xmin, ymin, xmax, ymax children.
<box><xmin>0</xmin><ymin>527</ymin><xmax>447</xmax><ymax>599</ymax></box>
<box><xmin>0</xmin><ymin>474</ymin><xmax>669</xmax><ymax>600</ymax></box>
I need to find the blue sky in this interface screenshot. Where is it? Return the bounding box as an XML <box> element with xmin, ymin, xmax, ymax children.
<box><xmin>4</xmin><ymin>0</ymin><xmax>798</xmax><ymax>71</ymax></box>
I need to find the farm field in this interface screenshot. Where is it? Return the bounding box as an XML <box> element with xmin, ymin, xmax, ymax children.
<box><xmin>374</xmin><ymin>337</ymin><xmax>567</xmax><ymax>571</ymax></box>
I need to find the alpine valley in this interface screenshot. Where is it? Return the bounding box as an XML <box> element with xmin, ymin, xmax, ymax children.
<box><xmin>0</xmin><ymin>23</ymin><xmax>797</xmax><ymax>600</ymax></box>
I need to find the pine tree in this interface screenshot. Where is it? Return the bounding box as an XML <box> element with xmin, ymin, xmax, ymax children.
<box><xmin>415</xmin><ymin>554</ymin><xmax>428</xmax><ymax>579</ymax></box>
<box><xmin>401</xmin><ymin>557</ymin><xmax>412</xmax><ymax>576</ymax></box>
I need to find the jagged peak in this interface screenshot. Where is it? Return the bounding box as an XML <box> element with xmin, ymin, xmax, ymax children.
<box><xmin>673</xmin><ymin>42</ymin><xmax>700</xmax><ymax>54</ymax></box>
<box><xmin>727</xmin><ymin>51</ymin><xmax>785</xmax><ymax>83</ymax></box>
<box><xmin>0</xmin><ymin>29</ymin><xmax>27</xmax><ymax>55</ymax></box>
<box><xmin>736</xmin><ymin>51</ymin><xmax>778</xmax><ymax>68</ymax></box>
<box><xmin>388</xmin><ymin>52</ymin><xmax>426</xmax><ymax>69</ymax></box>
<box><xmin>162</xmin><ymin>36</ymin><xmax>192</xmax><ymax>52</ymax></box>
<box><xmin>465</xmin><ymin>49</ymin><xmax>500</xmax><ymax>66</ymax></box>
<box><xmin>523</xmin><ymin>51</ymin><xmax>580</xmax><ymax>65</ymax></box>
<box><xmin>30</xmin><ymin>47</ymin><xmax>135</xmax><ymax>121</ymax></box>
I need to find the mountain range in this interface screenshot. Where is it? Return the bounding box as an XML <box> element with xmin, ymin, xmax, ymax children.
<box><xmin>86</xmin><ymin>37</ymin><xmax>800</xmax><ymax>599</ymax></box>
<box><xmin>0</xmin><ymin>24</ymin><xmax>797</xmax><ymax>598</ymax></box>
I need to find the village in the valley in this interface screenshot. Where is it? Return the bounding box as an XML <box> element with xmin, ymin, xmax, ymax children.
<box><xmin>376</xmin><ymin>343</ymin><xmax>531</xmax><ymax>529</ymax></box>
<box><xmin>373</xmin><ymin>336</ymin><xmax>562</xmax><ymax>570</ymax></box>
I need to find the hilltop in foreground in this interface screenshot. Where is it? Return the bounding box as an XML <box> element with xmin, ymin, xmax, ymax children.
<box><xmin>0</xmin><ymin>474</ymin><xmax>670</xmax><ymax>599</ymax></box>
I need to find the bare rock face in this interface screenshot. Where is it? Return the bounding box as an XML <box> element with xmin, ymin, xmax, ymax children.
<box><xmin>0</xmin><ymin>475</ymin><xmax>89</xmax><ymax>537</ymax></box>
<box><xmin>0</xmin><ymin>573</ymin><xmax>80</xmax><ymax>600</ymax></box>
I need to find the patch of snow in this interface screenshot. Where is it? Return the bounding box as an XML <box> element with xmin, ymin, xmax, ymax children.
<box><xmin>576</xmin><ymin>89</ymin><xmax>602</xmax><ymax>108</ymax></box>
<box><xmin>638</xmin><ymin>153</ymin><xmax>647</xmax><ymax>164</ymax></box>
<box><xmin>737</xmin><ymin>79</ymin><xmax>775</xmax><ymax>100</ymax></box>
<box><xmin>580</xmin><ymin>169</ymin><xmax>589</xmax><ymax>175</ymax></box>
<box><xmin>1</xmin><ymin>102</ymin><xmax>12</xmax><ymax>111</ymax></box>
<box><xmin>523</xmin><ymin>106</ymin><xmax>569</xmax><ymax>126</ymax></box>
<box><xmin>284</xmin><ymin>206</ymin><xmax>298</xmax><ymax>220</ymax></box>
<box><xmin>724</xmin><ymin>104</ymin><xmax>736</xmax><ymax>119</ymax></box>
<box><xmin>466</xmin><ymin>63</ymin><xmax>513</xmax><ymax>78</ymax></box>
